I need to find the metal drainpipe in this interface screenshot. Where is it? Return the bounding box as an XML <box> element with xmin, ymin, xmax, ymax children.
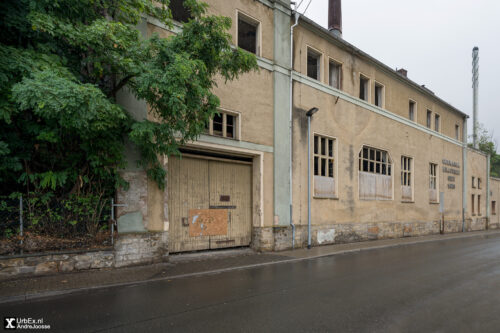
<box><xmin>486</xmin><ymin>154</ymin><xmax>491</xmax><ymax>228</ymax></box>
<box><xmin>290</xmin><ymin>11</ymin><xmax>300</xmax><ymax>249</ymax></box>
<box><xmin>462</xmin><ymin>118</ymin><xmax>467</xmax><ymax>232</ymax></box>
<box><xmin>307</xmin><ymin>115</ymin><xmax>311</xmax><ymax>249</ymax></box>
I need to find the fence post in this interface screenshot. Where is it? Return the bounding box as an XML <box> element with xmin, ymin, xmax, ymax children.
<box><xmin>19</xmin><ymin>195</ymin><xmax>23</xmax><ymax>252</ymax></box>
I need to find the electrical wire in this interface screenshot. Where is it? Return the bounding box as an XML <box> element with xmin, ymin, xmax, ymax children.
<box><xmin>301</xmin><ymin>0</ymin><xmax>313</xmax><ymax>16</ymax></box>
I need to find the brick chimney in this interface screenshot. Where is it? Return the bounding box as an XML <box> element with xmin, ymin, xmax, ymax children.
<box><xmin>328</xmin><ymin>0</ymin><xmax>342</xmax><ymax>37</ymax></box>
<box><xmin>397</xmin><ymin>68</ymin><xmax>408</xmax><ymax>77</ymax></box>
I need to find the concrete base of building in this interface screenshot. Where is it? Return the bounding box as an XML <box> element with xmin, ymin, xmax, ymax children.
<box><xmin>251</xmin><ymin>219</ymin><xmax>491</xmax><ymax>252</ymax></box>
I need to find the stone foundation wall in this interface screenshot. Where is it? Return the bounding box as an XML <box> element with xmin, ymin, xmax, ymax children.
<box><xmin>0</xmin><ymin>232</ymin><xmax>168</xmax><ymax>278</ymax></box>
<box><xmin>252</xmin><ymin>219</ymin><xmax>482</xmax><ymax>252</ymax></box>
<box><xmin>0</xmin><ymin>250</ymin><xmax>114</xmax><ymax>278</ymax></box>
<box><xmin>114</xmin><ymin>232</ymin><xmax>168</xmax><ymax>268</ymax></box>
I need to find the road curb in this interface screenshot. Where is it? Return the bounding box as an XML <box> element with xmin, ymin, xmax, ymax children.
<box><xmin>1</xmin><ymin>230</ymin><xmax>499</xmax><ymax>305</ymax></box>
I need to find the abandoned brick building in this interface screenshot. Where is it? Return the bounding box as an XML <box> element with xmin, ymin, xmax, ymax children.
<box><xmin>114</xmin><ymin>0</ymin><xmax>497</xmax><ymax>264</ymax></box>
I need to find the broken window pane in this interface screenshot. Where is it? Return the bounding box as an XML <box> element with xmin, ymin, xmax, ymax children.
<box><xmin>213</xmin><ymin>113</ymin><xmax>223</xmax><ymax>136</ymax></box>
<box><xmin>307</xmin><ymin>50</ymin><xmax>320</xmax><ymax>80</ymax></box>
<box><xmin>238</xmin><ymin>17</ymin><xmax>258</xmax><ymax>54</ymax></box>
<box><xmin>170</xmin><ymin>0</ymin><xmax>191</xmax><ymax>23</ymax></box>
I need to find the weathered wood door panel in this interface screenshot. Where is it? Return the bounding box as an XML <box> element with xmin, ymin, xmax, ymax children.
<box><xmin>208</xmin><ymin>160</ymin><xmax>252</xmax><ymax>249</ymax></box>
<box><xmin>168</xmin><ymin>155</ymin><xmax>252</xmax><ymax>253</ymax></box>
<box><xmin>168</xmin><ymin>156</ymin><xmax>210</xmax><ymax>252</ymax></box>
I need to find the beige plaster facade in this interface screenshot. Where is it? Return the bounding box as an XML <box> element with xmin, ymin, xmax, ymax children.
<box><xmin>116</xmin><ymin>0</ymin><xmax>494</xmax><ymax>256</ymax></box>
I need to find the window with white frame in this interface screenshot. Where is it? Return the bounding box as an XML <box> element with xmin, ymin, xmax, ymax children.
<box><xmin>329</xmin><ymin>60</ymin><xmax>342</xmax><ymax>89</ymax></box>
<box><xmin>429</xmin><ymin>163</ymin><xmax>438</xmax><ymax>202</ymax></box>
<box><xmin>313</xmin><ymin>135</ymin><xmax>336</xmax><ymax>198</ymax></box>
<box><xmin>401</xmin><ymin>156</ymin><xmax>413</xmax><ymax>201</ymax></box>
<box><xmin>205</xmin><ymin>111</ymin><xmax>239</xmax><ymax>139</ymax></box>
<box><xmin>374</xmin><ymin>82</ymin><xmax>384</xmax><ymax>108</ymax></box>
<box><xmin>359</xmin><ymin>146</ymin><xmax>393</xmax><ymax>200</ymax></box>
<box><xmin>307</xmin><ymin>48</ymin><xmax>321</xmax><ymax>80</ymax></box>
<box><xmin>359</xmin><ymin>75</ymin><xmax>369</xmax><ymax>101</ymax></box>
<box><xmin>237</xmin><ymin>13</ymin><xmax>260</xmax><ymax>55</ymax></box>
<box><xmin>409</xmin><ymin>100</ymin><xmax>416</xmax><ymax>121</ymax></box>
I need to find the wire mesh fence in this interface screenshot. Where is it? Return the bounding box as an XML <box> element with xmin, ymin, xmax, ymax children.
<box><xmin>0</xmin><ymin>195</ymin><xmax>114</xmax><ymax>256</ymax></box>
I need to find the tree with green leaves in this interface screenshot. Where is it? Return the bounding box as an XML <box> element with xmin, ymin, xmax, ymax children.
<box><xmin>0</xmin><ymin>0</ymin><xmax>256</xmax><ymax>238</ymax></box>
<box><xmin>0</xmin><ymin>0</ymin><xmax>256</xmax><ymax>194</ymax></box>
<box><xmin>469</xmin><ymin>123</ymin><xmax>500</xmax><ymax>178</ymax></box>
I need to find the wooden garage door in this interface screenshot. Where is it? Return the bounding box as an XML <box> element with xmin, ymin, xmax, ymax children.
<box><xmin>168</xmin><ymin>155</ymin><xmax>252</xmax><ymax>253</ymax></box>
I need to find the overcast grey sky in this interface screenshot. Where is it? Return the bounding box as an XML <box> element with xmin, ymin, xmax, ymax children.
<box><xmin>295</xmin><ymin>0</ymin><xmax>500</xmax><ymax>145</ymax></box>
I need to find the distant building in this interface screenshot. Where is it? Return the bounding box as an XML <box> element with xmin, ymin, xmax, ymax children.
<box><xmin>116</xmin><ymin>0</ymin><xmax>497</xmax><ymax>258</ymax></box>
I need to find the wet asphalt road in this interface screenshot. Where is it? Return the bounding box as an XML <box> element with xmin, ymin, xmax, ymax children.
<box><xmin>2</xmin><ymin>234</ymin><xmax>500</xmax><ymax>333</ymax></box>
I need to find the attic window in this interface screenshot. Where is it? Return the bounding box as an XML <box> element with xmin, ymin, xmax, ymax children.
<box><xmin>374</xmin><ymin>82</ymin><xmax>384</xmax><ymax>108</ymax></box>
<box><xmin>307</xmin><ymin>48</ymin><xmax>321</xmax><ymax>80</ymax></box>
<box><xmin>329</xmin><ymin>60</ymin><xmax>342</xmax><ymax>89</ymax></box>
<box><xmin>359</xmin><ymin>75</ymin><xmax>369</xmax><ymax>101</ymax></box>
<box><xmin>238</xmin><ymin>13</ymin><xmax>260</xmax><ymax>55</ymax></box>
<box><xmin>170</xmin><ymin>0</ymin><xmax>191</xmax><ymax>23</ymax></box>
<box><xmin>409</xmin><ymin>100</ymin><xmax>416</xmax><ymax>121</ymax></box>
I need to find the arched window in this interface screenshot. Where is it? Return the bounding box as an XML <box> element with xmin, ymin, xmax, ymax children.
<box><xmin>358</xmin><ymin>146</ymin><xmax>393</xmax><ymax>200</ymax></box>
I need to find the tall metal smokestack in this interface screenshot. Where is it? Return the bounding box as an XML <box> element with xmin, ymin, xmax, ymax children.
<box><xmin>328</xmin><ymin>0</ymin><xmax>342</xmax><ymax>37</ymax></box>
<box><xmin>472</xmin><ymin>47</ymin><xmax>479</xmax><ymax>149</ymax></box>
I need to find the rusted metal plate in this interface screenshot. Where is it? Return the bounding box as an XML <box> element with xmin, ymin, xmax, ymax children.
<box><xmin>189</xmin><ymin>209</ymin><xmax>228</xmax><ymax>237</ymax></box>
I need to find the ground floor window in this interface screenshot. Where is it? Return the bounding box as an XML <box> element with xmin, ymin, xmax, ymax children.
<box><xmin>358</xmin><ymin>146</ymin><xmax>392</xmax><ymax>200</ymax></box>
<box><xmin>429</xmin><ymin>163</ymin><xmax>438</xmax><ymax>202</ymax></box>
<box><xmin>313</xmin><ymin>135</ymin><xmax>336</xmax><ymax>198</ymax></box>
<box><xmin>492</xmin><ymin>201</ymin><xmax>497</xmax><ymax>215</ymax></box>
<box><xmin>401</xmin><ymin>156</ymin><xmax>413</xmax><ymax>201</ymax></box>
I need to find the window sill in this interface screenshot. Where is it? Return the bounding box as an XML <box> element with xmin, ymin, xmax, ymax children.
<box><xmin>429</xmin><ymin>201</ymin><xmax>439</xmax><ymax>205</ymax></box>
<box><xmin>401</xmin><ymin>200</ymin><xmax>414</xmax><ymax>204</ymax></box>
<box><xmin>472</xmin><ymin>214</ymin><xmax>476</xmax><ymax>216</ymax></box>
<box><xmin>203</xmin><ymin>133</ymin><xmax>240</xmax><ymax>141</ymax></box>
<box><xmin>313</xmin><ymin>195</ymin><xmax>339</xmax><ymax>200</ymax></box>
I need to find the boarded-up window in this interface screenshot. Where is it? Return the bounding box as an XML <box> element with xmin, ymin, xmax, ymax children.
<box><xmin>401</xmin><ymin>156</ymin><xmax>413</xmax><ymax>201</ymax></box>
<box><xmin>427</xmin><ymin>110</ymin><xmax>432</xmax><ymax>128</ymax></box>
<box><xmin>429</xmin><ymin>163</ymin><xmax>438</xmax><ymax>202</ymax></box>
<box><xmin>206</xmin><ymin>111</ymin><xmax>238</xmax><ymax>139</ymax></box>
<box><xmin>359</xmin><ymin>146</ymin><xmax>392</xmax><ymax>200</ymax></box>
<box><xmin>314</xmin><ymin>135</ymin><xmax>336</xmax><ymax>198</ymax></box>
<box><xmin>329</xmin><ymin>60</ymin><xmax>342</xmax><ymax>89</ymax></box>
<box><xmin>359</xmin><ymin>75</ymin><xmax>369</xmax><ymax>101</ymax></box>
<box><xmin>307</xmin><ymin>48</ymin><xmax>321</xmax><ymax>80</ymax></box>
<box><xmin>409</xmin><ymin>100</ymin><xmax>416</xmax><ymax>121</ymax></box>
<box><xmin>374</xmin><ymin>83</ymin><xmax>384</xmax><ymax>107</ymax></box>
<box><xmin>238</xmin><ymin>13</ymin><xmax>259</xmax><ymax>55</ymax></box>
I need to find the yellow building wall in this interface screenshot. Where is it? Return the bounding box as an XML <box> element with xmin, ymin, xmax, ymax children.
<box><xmin>293</xmin><ymin>25</ymin><xmax>464</xmax><ymax>142</ymax></box>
